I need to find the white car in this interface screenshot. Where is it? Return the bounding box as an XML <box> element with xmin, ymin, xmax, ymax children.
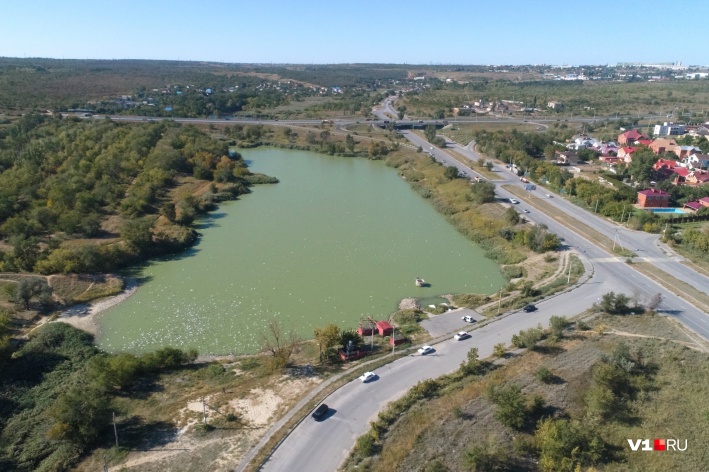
<box><xmin>462</xmin><ymin>315</ymin><xmax>475</xmax><ymax>323</ymax></box>
<box><xmin>454</xmin><ymin>331</ymin><xmax>471</xmax><ymax>341</ymax></box>
<box><xmin>509</xmin><ymin>198</ymin><xmax>519</xmax><ymax>204</ymax></box>
<box><xmin>359</xmin><ymin>371</ymin><xmax>376</xmax><ymax>383</ymax></box>
<box><xmin>418</xmin><ymin>345</ymin><xmax>434</xmax><ymax>355</ymax></box>
<box><xmin>523</xmin><ymin>209</ymin><xmax>530</xmax><ymax>213</ymax></box>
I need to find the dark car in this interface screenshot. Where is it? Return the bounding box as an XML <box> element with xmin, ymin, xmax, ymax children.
<box><xmin>523</xmin><ymin>304</ymin><xmax>537</xmax><ymax>313</ymax></box>
<box><xmin>312</xmin><ymin>404</ymin><xmax>329</xmax><ymax>420</ymax></box>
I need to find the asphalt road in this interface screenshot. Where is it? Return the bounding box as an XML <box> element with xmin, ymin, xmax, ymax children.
<box><xmin>257</xmin><ymin>103</ymin><xmax>709</xmax><ymax>472</ymax></box>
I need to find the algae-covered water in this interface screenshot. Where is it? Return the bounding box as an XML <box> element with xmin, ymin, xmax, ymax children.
<box><xmin>97</xmin><ymin>148</ymin><xmax>505</xmax><ymax>354</ymax></box>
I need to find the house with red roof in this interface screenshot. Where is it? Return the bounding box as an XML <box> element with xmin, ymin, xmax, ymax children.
<box><xmin>649</xmin><ymin>138</ymin><xmax>677</xmax><ymax>155</ymax></box>
<box><xmin>618</xmin><ymin>146</ymin><xmax>637</xmax><ymax>163</ymax></box>
<box><xmin>618</xmin><ymin>129</ymin><xmax>647</xmax><ymax>146</ymax></box>
<box><xmin>375</xmin><ymin>320</ymin><xmax>393</xmax><ymax>336</ymax></box>
<box><xmin>674</xmin><ymin>145</ymin><xmax>702</xmax><ymax>160</ymax></box>
<box><xmin>685</xmin><ymin>170</ymin><xmax>709</xmax><ymax>186</ymax></box>
<box><xmin>637</xmin><ymin>188</ymin><xmax>670</xmax><ymax>208</ymax></box>
<box><xmin>653</xmin><ymin>158</ymin><xmax>680</xmax><ymax>178</ymax></box>
<box><xmin>672</xmin><ymin>167</ymin><xmax>691</xmax><ymax>185</ymax></box>
<box><xmin>683</xmin><ymin>201</ymin><xmax>703</xmax><ymax>212</ymax></box>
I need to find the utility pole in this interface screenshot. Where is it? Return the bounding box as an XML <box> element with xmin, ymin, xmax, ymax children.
<box><xmin>112</xmin><ymin>412</ymin><xmax>118</xmax><ymax>448</ymax></box>
<box><xmin>391</xmin><ymin>327</ymin><xmax>395</xmax><ymax>354</ymax></box>
<box><xmin>567</xmin><ymin>256</ymin><xmax>573</xmax><ymax>284</ymax></box>
<box><xmin>498</xmin><ymin>289</ymin><xmax>502</xmax><ymax>315</ymax></box>
<box><xmin>201</xmin><ymin>397</ymin><xmax>207</xmax><ymax>424</ymax></box>
<box><xmin>594</xmin><ymin>199</ymin><xmax>600</xmax><ymax>213</ymax></box>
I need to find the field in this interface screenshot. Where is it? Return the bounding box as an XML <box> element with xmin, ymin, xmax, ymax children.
<box><xmin>345</xmin><ymin>312</ymin><xmax>709</xmax><ymax>471</ymax></box>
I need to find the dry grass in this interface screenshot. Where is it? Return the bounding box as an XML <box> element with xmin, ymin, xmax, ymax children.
<box><xmin>353</xmin><ymin>314</ymin><xmax>709</xmax><ymax>472</ymax></box>
<box><xmin>48</xmin><ymin>273</ymin><xmax>124</xmax><ymax>304</ymax></box>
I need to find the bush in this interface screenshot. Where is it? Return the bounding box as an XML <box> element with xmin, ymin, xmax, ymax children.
<box><xmin>535</xmin><ymin>366</ymin><xmax>554</xmax><ymax>383</ymax></box>
<box><xmin>549</xmin><ymin>315</ymin><xmax>570</xmax><ymax>340</ymax></box>
<box><xmin>355</xmin><ymin>431</ymin><xmax>378</xmax><ymax>457</ymax></box>
<box><xmin>511</xmin><ymin>325</ymin><xmax>545</xmax><ymax>349</ymax></box>
<box><xmin>486</xmin><ymin>383</ymin><xmax>527</xmax><ymax>429</ymax></box>
<box><xmin>493</xmin><ymin>343</ymin><xmax>507</xmax><ymax>358</ymax></box>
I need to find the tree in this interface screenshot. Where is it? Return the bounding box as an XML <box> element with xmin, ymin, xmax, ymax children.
<box><xmin>121</xmin><ymin>218</ymin><xmax>154</xmax><ymax>253</ymax></box>
<box><xmin>47</xmin><ymin>384</ymin><xmax>111</xmax><ymax>447</ymax></box>
<box><xmin>469</xmin><ymin>181</ymin><xmax>496</xmax><ymax>204</ymax></box>
<box><xmin>460</xmin><ymin>347</ymin><xmax>482</xmax><ymax>375</ymax></box>
<box><xmin>493</xmin><ymin>343</ymin><xmax>507</xmax><ymax>358</ymax></box>
<box><xmin>261</xmin><ymin>320</ymin><xmax>300</xmax><ymax>371</ymax></box>
<box><xmin>345</xmin><ymin>134</ymin><xmax>356</xmax><ymax>153</ymax></box>
<box><xmin>14</xmin><ymin>277</ymin><xmax>53</xmax><ymax>310</ymax></box>
<box><xmin>549</xmin><ymin>315</ymin><xmax>570</xmax><ymax>340</ymax></box>
<box><xmin>313</xmin><ymin>323</ymin><xmax>341</xmax><ymax>363</ymax></box>
<box><xmin>486</xmin><ymin>383</ymin><xmax>527</xmax><ymax>429</ymax></box>
<box><xmin>535</xmin><ymin>418</ymin><xmax>604</xmax><ymax>472</ymax></box>
<box><xmin>505</xmin><ymin>207</ymin><xmax>521</xmax><ymax>225</ymax></box>
<box><xmin>444</xmin><ymin>166</ymin><xmax>460</xmax><ymax>179</ymax></box>
<box><xmin>424</xmin><ymin>125</ymin><xmax>437</xmax><ymax>142</ymax></box>
<box><xmin>12</xmin><ymin>236</ymin><xmax>40</xmax><ymax>271</ymax></box>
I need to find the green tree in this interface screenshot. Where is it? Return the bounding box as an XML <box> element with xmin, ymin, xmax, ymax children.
<box><xmin>47</xmin><ymin>384</ymin><xmax>111</xmax><ymax>447</ymax></box>
<box><xmin>505</xmin><ymin>207</ymin><xmax>521</xmax><ymax>225</ymax></box>
<box><xmin>469</xmin><ymin>181</ymin><xmax>496</xmax><ymax>204</ymax></box>
<box><xmin>486</xmin><ymin>383</ymin><xmax>527</xmax><ymax>429</ymax></box>
<box><xmin>424</xmin><ymin>125</ymin><xmax>437</xmax><ymax>142</ymax></box>
<box><xmin>549</xmin><ymin>315</ymin><xmax>570</xmax><ymax>340</ymax></box>
<box><xmin>121</xmin><ymin>218</ymin><xmax>154</xmax><ymax>253</ymax></box>
<box><xmin>493</xmin><ymin>343</ymin><xmax>507</xmax><ymax>358</ymax></box>
<box><xmin>12</xmin><ymin>236</ymin><xmax>40</xmax><ymax>271</ymax></box>
<box><xmin>444</xmin><ymin>166</ymin><xmax>460</xmax><ymax>179</ymax></box>
<box><xmin>535</xmin><ymin>418</ymin><xmax>604</xmax><ymax>472</ymax></box>
<box><xmin>460</xmin><ymin>347</ymin><xmax>482</xmax><ymax>375</ymax></box>
<box><xmin>313</xmin><ymin>323</ymin><xmax>341</xmax><ymax>362</ymax></box>
<box><xmin>14</xmin><ymin>277</ymin><xmax>53</xmax><ymax>310</ymax></box>
<box><xmin>345</xmin><ymin>134</ymin><xmax>356</xmax><ymax>153</ymax></box>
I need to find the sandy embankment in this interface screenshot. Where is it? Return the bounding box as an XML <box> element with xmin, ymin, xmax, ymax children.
<box><xmin>56</xmin><ymin>277</ymin><xmax>138</xmax><ymax>335</ymax></box>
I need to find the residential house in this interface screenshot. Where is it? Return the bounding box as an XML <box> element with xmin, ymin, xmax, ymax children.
<box><xmin>685</xmin><ymin>153</ymin><xmax>709</xmax><ymax>170</ymax></box>
<box><xmin>681</xmin><ymin>196</ymin><xmax>709</xmax><ymax>213</ymax></box>
<box><xmin>618</xmin><ymin>129</ymin><xmax>647</xmax><ymax>145</ymax></box>
<box><xmin>683</xmin><ymin>201</ymin><xmax>703</xmax><ymax>212</ymax></box>
<box><xmin>554</xmin><ymin>150</ymin><xmax>579</xmax><ymax>165</ymax></box>
<box><xmin>688</xmin><ymin>124</ymin><xmax>709</xmax><ymax>137</ymax></box>
<box><xmin>599</xmin><ymin>155</ymin><xmax>623</xmax><ymax>165</ymax></box>
<box><xmin>618</xmin><ymin>146</ymin><xmax>638</xmax><ymax>163</ymax></box>
<box><xmin>653</xmin><ymin>158</ymin><xmax>681</xmax><ymax>178</ymax></box>
<box><xmin>684</xmin><ymin>170</ymin><xmax>709</xmax><ymax>186</ymax></box>
<box><xmin>547</xmin><ymin>101</ymin><xmax>563</xmax><ymax>110</ymax></box>
<box><xmin>637</xmin><ymin>188</ymin><xmax>670</xmax><ymax>208</ymax></box>
<box><xmin>649</xmin><ymin>138</ymin><xmax>677</xmax><ymax>155</ymax></box>
<box><xmin>637</xmin><ymin>138</ymin><xmax>653</xmax><ymax>147</ymax></box>
<box><xmin>653</xmin><ymin>122</ymin><xmax>686</xmax><ymax>136</ymax></box>
<box><xmin>671</xmin><ymin>167</ymin><xmax>691</xmax><ymax>184</ymax></box>
<box><xmin>674</xmin><ymin>145</ymin><xmax>702</xmax><ymax>160</ymax></box>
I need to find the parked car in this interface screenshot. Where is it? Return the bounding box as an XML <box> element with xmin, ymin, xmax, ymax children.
<box><xmin>454</xmin><ymin>331</ymin><xmax>471</xmax><ymax>341</ymax></box>
<box><xmin>312</xmin><ymin>404</ymin><xmax>329</xmax><ymax>420</ymax></box>
<box><xmin>509</xmin><ymin>198</ymin><xmax>520</xmax><ymax>204</ymax></box>
<box><xmin>523</xmin><ymin>304</ymin><xmax>537</xmax><ymax>312</ymax></box>
<box><xmin>418</xmin><ymin>345</ymin><xmax>434</xmax><ymax>355</ymax></box>
<box><xmin>359</xmin><ymin>371</ymin><xmax>376</xmax><ymax>382</ymax></box>
<box><xmin>462</xmin><ymin>315</ymin><xmax>475</xmax><ymax>323</ymax></box>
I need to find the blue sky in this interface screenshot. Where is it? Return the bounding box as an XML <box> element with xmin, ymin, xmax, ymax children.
<box><xmin>2</xmin><ymin>0</ymin><xmax>708</xmax><ymax>65</ymax></box>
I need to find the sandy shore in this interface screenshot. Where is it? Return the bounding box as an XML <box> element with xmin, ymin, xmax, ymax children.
<box><xmin>55</xmin><ymin>277</ymin><xmax>138</xmax><ymax>335</ymax></box>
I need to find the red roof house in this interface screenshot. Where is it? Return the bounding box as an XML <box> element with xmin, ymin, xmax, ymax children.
<box><xmin>618</xmin><ymin>129</ymin><xmax>647</xmax><ymax>146</ymax></box>
<box><xmin>683</xmin><ymin>201</ymin><xmax>703</xmax><ymax>212</ymax></box>
<box><xmin>357</xmin><ymin>320</ymin><xmax>376</xmax><ymax>337</ymax></box>
<box><xmin>375</xmin><ymin>320</ymin><xmax>393</xmax><ymax>336</ymax></box>
<box><xmin>637</xmin><ymin>188</ymin><xmax>670</xmax><ymax>208</ymax></box>
<box><xmin>618</xmin><ymin>146</ymin><xmax>637</xmax><ymax>163</ymax></box>
<box><xmin>700</xmin><ymin>196</ymin><xmax>709</xmax><ymax>207</ymax></box>
<box><xmin>653</xmin><ymin>158</ymin><xmax>680</xmax><ymax>178</ymax></box>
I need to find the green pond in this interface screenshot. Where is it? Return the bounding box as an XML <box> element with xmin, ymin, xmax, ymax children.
<box><xmin>97</xmin><ymin>148</ymin><xmax>505</xmax><ymax>355</ymax></box>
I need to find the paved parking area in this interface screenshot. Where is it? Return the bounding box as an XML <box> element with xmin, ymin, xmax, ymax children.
<box><xmin>420</xmin><ymin>308</ymin><xmax>484</xmax><ymax>337</ymax></box>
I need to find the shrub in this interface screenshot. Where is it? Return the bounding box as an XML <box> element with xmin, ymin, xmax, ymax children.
<box><xmin>549</xmin><ymin>315</ymin><xmax>570</xmax><ymax>340</ymax></box>
<box><xmin>493</xmin><ymin>343</ymin><xmax>507</xmax><ymax>358</ymax></box>
<box><xmin>535</xmin><ymin>366</ymin><xmax>554</xmax><ymax>383</ymax></box>
<box><xmin>355</xmin><ymin>431</ymin><xmax>378</xmax><ymax>457</ymax></box>
<box><xmin>511</xmin><ymin>325</ymin><xmax>545</xmax><ymax>349</ymax></box>
<box><xmin>486</xmin><ymin>383</ymin><xmax>527</xmax><ymax>429</ymax></box>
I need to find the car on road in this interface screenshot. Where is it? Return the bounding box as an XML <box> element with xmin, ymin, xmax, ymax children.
<box><xmin>454</xmin><ymin>331</ymin><xmax>471</xmax><ymax>341</ymax></box>
<box><xmin>523</xmin><ymin>209</ymin><xmax>530</xmax><ymax>213</ymax></box>
<box><xmin>359</xmin><ymin>372</ymin><xmax>376</xmax><ymax>382</ymax></box>
<box><xmin>546</xmin><ymin>194</ymin><xmax>552</xmax><ymax>198</ymax></box>
<box><xmin>418</xmin><ymin>345</ymin><xmax>434</xmax><ymax>355</ymax></box>
<box><xmin>312</xmin><ymin>404</ymin><xmax>329</xmax><ymax>420</ymax></box>
<box><xmin>509</xmin><ymin>198</ymin><xmax>520</xmax><ymax>204</ymax></box>
<box><xmin>462</xmin><ymin>315</ymin><xmax>475</xmax><ymax>323</ymax></box>
<box><xmin>523</xmin><ymin>304</ymin><xmax>537</xmax><ymax>312</ymax></box>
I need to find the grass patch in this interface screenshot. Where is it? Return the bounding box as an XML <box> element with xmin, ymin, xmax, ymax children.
<box><xmin>344</xmin><ymin>314</ymin><xmax>709</xmax><ymax>472</ymax></box>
